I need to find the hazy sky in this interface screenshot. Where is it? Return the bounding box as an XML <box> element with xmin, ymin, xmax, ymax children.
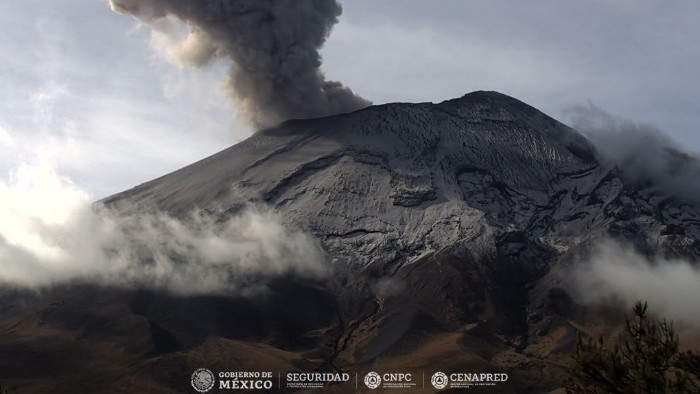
<box><xmin>1</xmin><ymin>0</ymin><xmax>699</xmax><ymax>198</ymax></box>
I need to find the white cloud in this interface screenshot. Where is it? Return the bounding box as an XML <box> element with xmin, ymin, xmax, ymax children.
<box><xmin>0</xmin><ymin>153</ymin><xmax>327</xmax><ymax>295</ymax></box>
<box><xmin>0</xmin><ymin>125</ymin><xmax>14</xmax><ymax>147</ymax></box>
<box><xmin>0</xmin><ymin>0</ymin><xmax>242</xmax><ymax>198</ymax></box>
<box><xmin>30</xmin><ymin>84</ymin><xmax>68</xmax><ymax>133</ymax></box>
<box><xmin>570</xmin><ymin>240</ymin><xmax>700</xmax><ymax>329</ymax></box>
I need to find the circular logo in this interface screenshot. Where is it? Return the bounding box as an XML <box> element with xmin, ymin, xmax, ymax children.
<box><xmin>191</xmin><ymin>368</ymin><xmax>216</xmax><ymax>393</ymax></box>
<box><xmin>364</xmin><ymin>371</ymin><xmax>381</xmax><ymax>389</ymax></box>
<box><xmin>431</xmin><ymin>372</ymin><xmax>448</xmax><ymax>389</ymax></box>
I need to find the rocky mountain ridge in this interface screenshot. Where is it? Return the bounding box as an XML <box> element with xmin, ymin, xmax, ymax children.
<box><xmin>2</xmin><ymin>91</ymin><xmax>699</xmax><ymax>393</ymax></box>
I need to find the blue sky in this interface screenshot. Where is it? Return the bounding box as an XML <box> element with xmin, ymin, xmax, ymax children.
<box><xmin>1</xmin><ymin>0</ymin><xmax>698</xmax><ymax>198</ymax></box>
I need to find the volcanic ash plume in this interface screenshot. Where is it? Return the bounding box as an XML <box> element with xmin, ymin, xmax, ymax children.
<box><xmin>109</xmin><ymin>0</ymin><xmax>371</xmax><ymax>129</ymax></box>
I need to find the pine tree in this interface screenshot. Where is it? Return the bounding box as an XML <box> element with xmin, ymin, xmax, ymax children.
<box><xmin>564</xmin><ymin>301</ymin><xmax>700</xmax><ymax>393</ymax></box>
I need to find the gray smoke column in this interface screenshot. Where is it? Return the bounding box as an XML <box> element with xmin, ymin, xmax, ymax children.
<box><xmin>109</xmin><ymin>0</ymin><xmax>371</xmax><ymax>129</ymax></box>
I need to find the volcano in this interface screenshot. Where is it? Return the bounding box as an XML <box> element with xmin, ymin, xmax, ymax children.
<box><xmin>1</xmin><ymin>91</ymin><xmax>699</xmax><ymax>393</ymax></box>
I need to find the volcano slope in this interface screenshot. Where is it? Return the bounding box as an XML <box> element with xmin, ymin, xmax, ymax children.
<box><xmin>1</xmin><ymin>91</ymin><xmax>699</xmax><ymax>393</ymax></box>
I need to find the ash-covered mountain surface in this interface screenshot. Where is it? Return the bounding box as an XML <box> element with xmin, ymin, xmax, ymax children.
<box><xmin>2</xmin><ymin>91</ymin><xmax>700</xmax><ymax>393</ymax></box>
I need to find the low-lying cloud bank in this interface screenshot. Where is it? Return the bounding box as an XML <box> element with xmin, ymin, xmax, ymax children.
<box><xmin>570</xmin><ymin>240</ymin><xmax>700</xmax><ymax>329</ymax></box>
<box><xmin>567</xmin><ymin>104</ymin><xmax>700</xmax><ymax>206</ymax></box>
<box><xmin>0</xmin><ymin>155</ymin><xmax>326</xmax><ymax>295</ymax></box>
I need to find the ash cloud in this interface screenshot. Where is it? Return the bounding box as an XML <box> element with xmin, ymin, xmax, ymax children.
<box><xmin>0</xmin><ymin>155</ymin><xmax>327</xmax><ymax>295</ymax></box>
<box><xmin>567</xmin><ymin>103</ymin><xmax>700</xmax><ymax>206</ymax></box>
<box><xmin>109</xmin><ymin>0</ymin><xmax>371</xmax><ymax>129</ymax></box>
<box><xmin>569</xmin><ymin>240</ymin><xmax>700</xmax><ymax>329</ymax></box>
